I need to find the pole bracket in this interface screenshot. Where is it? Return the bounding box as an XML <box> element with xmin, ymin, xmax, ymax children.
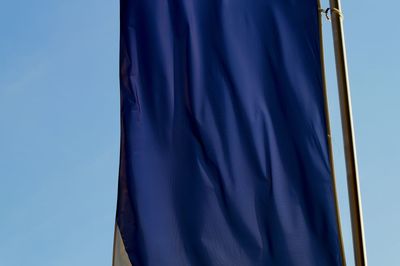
<box><xmin>319</xmin><ymin>7</ymin><xmax>344</xmax><ymax>21</ymax></box>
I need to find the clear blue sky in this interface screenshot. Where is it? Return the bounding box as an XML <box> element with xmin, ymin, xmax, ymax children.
<box><xmin>0</xmin><ymin>0</ymin><xmax>398</xmax><ymax>265</ymax></box>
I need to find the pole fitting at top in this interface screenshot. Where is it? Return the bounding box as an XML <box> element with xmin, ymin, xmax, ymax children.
<box><xmin>319</xmin><ymin>7</ymin><xmax>344</xmax><ymax>21</ymax></box>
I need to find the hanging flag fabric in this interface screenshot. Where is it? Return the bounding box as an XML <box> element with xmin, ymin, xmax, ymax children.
<box><xmin>115</xmin><ymin>0</ymin><xmax>343</xmax><ymax>265</ymax></box>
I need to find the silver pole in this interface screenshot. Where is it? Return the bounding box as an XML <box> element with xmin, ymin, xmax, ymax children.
<box><xmin>327</xmin><ymin>1</ymin><xmax>367</xmax><ymax>265</ymax></box>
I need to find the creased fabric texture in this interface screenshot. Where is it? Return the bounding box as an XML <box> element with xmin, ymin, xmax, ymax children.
<box><xmin>116</xmin><ymin>0</ymin><xmax>343</xmax><ymax>265</ymax></box>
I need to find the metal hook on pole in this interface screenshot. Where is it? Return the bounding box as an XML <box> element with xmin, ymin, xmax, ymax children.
<box><xmin>325</xmin><ymin>8</ymin><xmax>331</xmax><ymax>20</ymax></box>
<box><xmin>320</xmin><ymin>7</ymin><xmax>344</xmax><ymax>21</ymax></box>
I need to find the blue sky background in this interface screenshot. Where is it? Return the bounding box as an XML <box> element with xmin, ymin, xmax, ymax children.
<box><xmin>0</xmin><ymin>0</ymin><xmax>398</xmax><ymax>265</ymax></box>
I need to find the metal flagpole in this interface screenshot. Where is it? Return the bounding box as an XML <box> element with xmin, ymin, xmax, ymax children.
<box><xmin>327</xmin><ymin>1</ymin><xmax>368</xmax><ymax>265</ymax></box>
<box><xmin>317</xmin><ymin>2</ymin><xmax>346</xmax><ymax>265</ymax></box>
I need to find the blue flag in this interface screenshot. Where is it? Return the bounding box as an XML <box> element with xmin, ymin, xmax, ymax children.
<box><xmin>116</xmin><ymin>0</ymin><xmax>343</xmax><ymax>265</ymax></box>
